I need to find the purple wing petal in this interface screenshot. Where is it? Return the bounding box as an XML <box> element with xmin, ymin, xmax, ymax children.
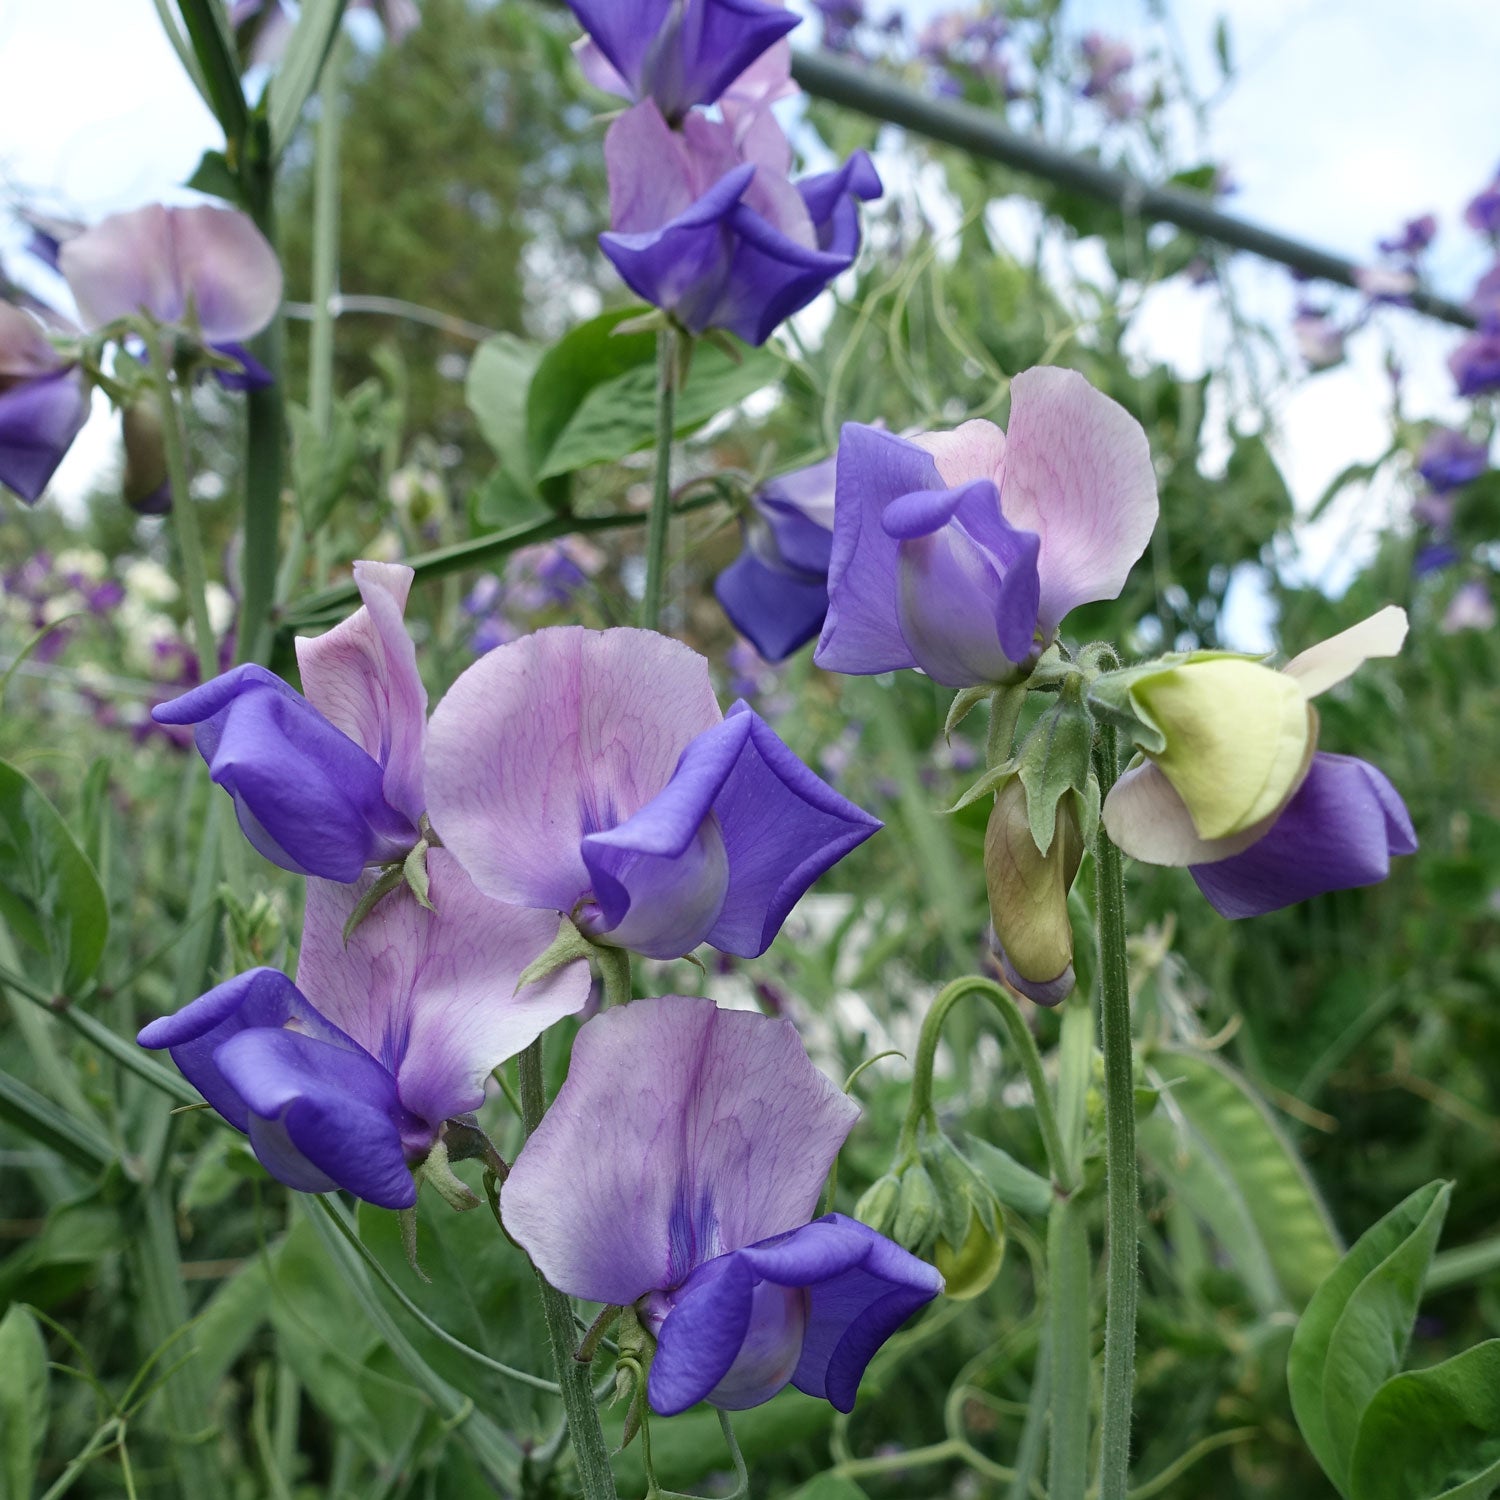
<box><xmin>705</xmin><ymin>706</ymin><xmax>882</xmax><ymax>957</ymax></box>
<box><xmin>217</xmin><ymin>1027</ymin><xmax>420</xmax><ymax>1208</ymax></box>
<box><xmin>0</xmin><ymin>371</ymin><xmax>90</xmax><ymax>504</ymax></box>
<box><xmin>59</xmin><ymin>204</ymin><xmax>183</xmax><ymax>329</ymax></box>
<box><xmin>138</xmin><ymin>966</ymin><xmax>360</xmax><ymax>1133</ymax></box>
<box><xmin>169</xmin><ymin>205</ymin><xmax>283</xmax><ymax>344</ymax></box>
<box><xmin>1190</xmin><ymin>753</ymin><xmax>1418</xmax><ymax>918</ymax></box>
<box><xmin>501</xmin><ymin>996</ymin><xmax>859</xmax><ymax>1306</ymax></box>
<box><xmin>295</xmin><ymin>561</ymin><xmax>428</xmax><ymax>826</ymax></box>
<box><xmin>0</xmin><ymin>303</ymin><xmax>70</xmax><ymax>380</ymax></box>
<box><xmin>798</xmin><ymin>150</ymin><xmax>883</xmax><ymax>257</ymax></box>
<box><xmin>426</xmin><ymin>627</ymin><xmax>722</xmax><ymax>912</ymax></box>
<box><xmin>298</xmin><ymin>850</ymin><xmax>593</xmax><ymax>1125</ymax></box>
<box><xmin>714</xmin><ymin>551</ymin><xmax>829</xmax><ymax>661</ymax></box>
<box><xmin>815</xmin><ymin>424</ymin><xmax>939</xmax><ymax>675</ymax></box>
<box><xmin>998</xmin><ymin>366</ymin><xmax>1158</xmax><ymax>638</ymax></box>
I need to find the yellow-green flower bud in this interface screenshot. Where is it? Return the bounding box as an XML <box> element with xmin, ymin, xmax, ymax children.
<box><xmin>935</xmin><ymin>1207</ymin><xmax>1006</xmax><ymax>1301</ymax></box>
<box><xmin>854</xmin><ymin>1172</ymin><xmax>902</xmax><ymax>1237</ymax></box>
<box><xmin>892</xmin><ymin>1163</ymin><xmax>939</xmax><ymax>1252</ymax></box>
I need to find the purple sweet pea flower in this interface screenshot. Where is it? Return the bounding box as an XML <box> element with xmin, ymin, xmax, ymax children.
<box><xmin>815</xmin><ymin>366</ymin><xmax>1158</xmax><ymax>687</ymax></box>
<box><xmin>502</xmin><ymin>996</ymin><xmax>942</xmax><ymax>1413</ymax></box>
<box><xmin>1293</xmin><ymin>303</ymin><xmax>1345</xmax><ymax>371</ymax></box>
<box><xmin>1442</xmin><ymin>578</ymin><xmax>1496</xmax><ymax>634</ymax></box>
<box><xmin>1377</xmin><ymin>213</ymin><xmax>1437</xmax><ymax>258</ymax></box>
<box><xmin>424</xmin><ymin>627</ymin><xmax>881</xmax><ymax>959</ymax></box>
<box><xmin>567</xmin><ymin>0</ymin><xmax>800</xmax><ymax>120</ymax></box>
<box><xmin>154</xmin><ymin>562</ymin><xmax>426</xmax><ymax>880</ymax></box>
<box><xmin>1465</xmin><ymin>172</ymin><xmax>1500</xmax><ymax>237</ymax></box>
<box><xmin>139</xmin><ymin>855</ymin><xmax>590</xmax><ymax>1207</ymax></box>
<box><xmin>1188</xmin><ymin>753</ymin><xmax>1417</xmax><ymax>918</ymax></box>
<box><xmin>715</xmin><ymin>455</ymin><xmax>836</xmax><ymax>659</ymax></box>
<box><xmin>1450</xmin><ymin>326</ymin><xmax>1500</xmax><ymax>397</ymax></box>
<box><xmin>1418</xmin><ymin>427</ymin><xmax>1489</xmax><ymax>492</ymax></box>
<box><xmin>0</xmin><ymin>302</ymin><xmax>91</xmax><ymax>504</ymax></box>
<box><xmin>599</xmin><ymin>100</ymin><xmax>882</xmax><ymax>346</ymax></box>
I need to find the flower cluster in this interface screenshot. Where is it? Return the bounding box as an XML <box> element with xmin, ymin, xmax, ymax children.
<box><xmin>567</xmin><ymin>0</ymin><xmax>882</xmax><ymax>345</ymax></box>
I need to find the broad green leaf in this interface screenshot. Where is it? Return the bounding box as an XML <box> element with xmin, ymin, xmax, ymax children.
<box><xmin>0</xmin><ymin>759</ymin><xmax>108</xmax><ymax>993</ymax></box>
<box><xmin>787</xmin><ymin>1476</ymin><xmax>871</xmax><ymax>1500</ymax></box>
<box><xmin>192</xmin><ymin>1253</ymin><xmax>273</xmax><ymax>1393</ymax></box>
<box><xmin>961</xmin><ymin>1135</ymin><xmax>1053</xmax><ymax>1218</ymax></box>
<box><xmin>1147</xmin><ymin>1048</ymin><xmax>1341</xmax><ymax>1309</ymax></box>
<box><xmin>466</xmin><ymin>333</ymin><xmax>541</xmax><ymax>467</ymax></box>
<box><xmin>1349</xmin><ymin>1340</ymin><xmax>1500</xmax><ymax>1500</ymax></box>
<box><xmin>1289</xmin><ymin>1180</ymin><xmax>1451</xmax><ymax>1495</ymax></box>
<box><xmin>184</xmin><ymin>147</ymin><xmax>246</xmax><ymax>207</ymax></box>
<box><xmin>0</xmin><ymin>1304</ymin><xmax>46</xmax><ymax>1500</ymax></box>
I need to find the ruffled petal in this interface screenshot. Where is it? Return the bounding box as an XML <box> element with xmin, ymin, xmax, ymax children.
<box><xmin>169</xmin><ymin>205</ymin><xmax>283</xmax><ymax>343</ymax></box>
<box><xmin>501</xmin><ymin>996</ymin><xmax>859</xmax><ymax>1306</ymax></box>
<box><xmin>705</xmin><ymin>705</ymin><xmax>883</xmax><ymax>957</ymax></box>
<box><xmin>60</xmin><ymin>204</ymin><xmax>182</xmax><ymax>329</ymax></box>
<box><xmin>995</xmin><ymin>367</ymin><xmax>1158</xmax><ymax>638</ymax></box>
<box><xmin>0</xmin><ymin>371</ymin><xmax>90</xmax><ymax>504</ymax></box>
<box><xmin>426</xmin><ymin>627</ymin><xmax>721</xmax><ymax>912</ymax></box>
<box><xmin>137</xmin><ymin>967</ymin><xmax>361</xmax><ymax>1133</ymax></box>
<box><xmin>1190</xmin><ymin>753</ymin><xmax>1417</xmax><ymax>917</ymax></box>
<box><xmin>912</xmin><ymin>418</ymin><xmax>1007</xmax><ymax>488</ymax></box>
<box><xmin>217</xmin><ymin>1027</ymin><xmax>419</xmax><ymax>1208</ymax></box>
<box><xmin>714</xmin><ymin>550</ymin><xmax>830</xmax><ymax>661</ymax></box>
<box><xmin>297</xmin><ymin>850</ymin><xmax>591</xmax><ymax>1127</ymax></box>
<box><xmin>295</xmin><ymin>561</ymin><xmax>427</xmax><ymax>825</ymax></box>
<box><xmin>1281</xmin><ymin>606</ymin><xmax>1408</xmax><ymax>699</ymax></box>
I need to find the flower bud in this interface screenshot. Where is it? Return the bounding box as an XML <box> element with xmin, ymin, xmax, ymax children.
<box><xmin>892</xmin><ymin>1162</ymin><xmax>939</xmax><ymax>1252</ymax></box>
<box><xmin>921</xmin><ymin>1133</ymin><xmax>1006</xmax><ymax>1300</ymax></box>
<box><xmin>986</xmin><ymin>776</ymin><xmax>1084</xmax><ymax>1006</ymax></box>
<box><xmin>935</xmin><ymin>1208</ymin><xmax>1006</xmax><ymax>1301</ymax></box>
<box><xmin>121</xmin><ymin>395</ymin><xmax>171</xmax><ymax>515</ymax></box>
<box><xmin>854</xmin><ymin>1172</ymin><xmax>902</xmax><ymax>1237</ymax></box>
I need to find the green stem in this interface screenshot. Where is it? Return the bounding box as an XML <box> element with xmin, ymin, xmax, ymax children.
<box><xmin>641</xmin><ymin>325</ymin><xmax>678</xmax><ymax>631</ymax></box>
<box><xmin>517</xmin><ymin>1038</ymin><xmax>620</xmax><ymax>1500</ymax></box>
<box><xmin>895</xmin><ymin>976</ymin><xmax>1068</xmax><ymax>1191</ymax></box>
<box><xmin>145</xmin><ymin>325</ymin><xmax>218</xmax><ymax>679</ymax></box>
<box><xmin>1093</xmin><ymin>721</ymin><xmax>1137</xmax><ymax>1500</ymax></box>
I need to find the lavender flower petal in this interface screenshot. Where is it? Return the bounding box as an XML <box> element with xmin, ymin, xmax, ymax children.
<box><xmin>0</xmin><ymin>370</ymin><xmax>90</xmax><ymax>504</ymax></box>
<box><xmin>714</xmin><ymin>551</ymin><xmax>831</xmax><ymax>660</ymax></box>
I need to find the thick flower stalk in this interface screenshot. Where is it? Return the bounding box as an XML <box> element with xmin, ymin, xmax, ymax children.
<box><xmin>424</xmin><ymin>627</ymin><xmax>880</xmax><ymax>959</ymax></box>
<box><xmin>154</xmin><ymin>562</ymin><xmax>425</xmax><ymax>880</ymax></box>
<box><xmin>1099</xmin><ymin>607</ymin><xmax>1418</xmax><ymax>914</ymax></box>
<box><xmin>139</xmin><ymin>857</ymin><xmax>590</xmax><ymax>1207</ymax></box>
<box><xmin>714</xmin><ymin>453</ymin><xmax>836</xmax><ymax>660</ymax></box>
<box><xmin>502</xmin><ymin>995</ymin><xmax>942</xmax><ymax>1414</ymax></box>
<box><xmin>814</xmin><ymin>366</ymin><xmax>1159</xmax><ymax>686</ymax></box>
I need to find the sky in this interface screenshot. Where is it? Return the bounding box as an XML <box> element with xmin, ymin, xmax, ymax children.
<box><xmin>1</xmin><ymin>0</ymin><xmax>1495</xmax><ymax>636</ymax></box>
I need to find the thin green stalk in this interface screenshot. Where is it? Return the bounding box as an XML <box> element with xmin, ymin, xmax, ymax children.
<box><xmin>1007</xmin><ymin>1337</ymin><xmax>1050</xmax><ymax>1500</ymax></box>
<box><xmin>1093</xmin><ymin>721</ymin><xmax>1137</xmax><ymax>1500</ymax></box>
<box><xmin>641</xmin><ymin>325</ymin><xmax>678</xmax><ymax>631</ymax></box>
<box><xmin>145</xmin><ymin>325</ymin><xmax>218</xmax><ymax>679</ymax></box>
<box><xmin>517</xmin><ymin>1038</ymin><xmax>620</xmax><ymax>1500</ymax></box>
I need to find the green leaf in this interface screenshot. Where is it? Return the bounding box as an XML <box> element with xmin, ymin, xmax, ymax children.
<box><xmin>0</xmin><ymin>1069</ymin><xmax>112</xmax><ymax>1172</ymax></box>
<box><xmin>1288</xmin><ymin>1180</ymin><xmax>1451</xmax><ymax>1496</ymax></box>
<box><xmin>1349</xmin><ymin>1341</ymin><xmax>1500</xmax><ymax>1500</ymax></box>
<box><xmin>288</xmin><ymin>397</ymin><xmax>360</xmax><ymax>533</ymax></box>
<box><xmin>1143</xmin><ymin>1048</ymin><xmax>1341</xmax><ymax>1311</ymax></box>
<box><xmin>0</xmin><ymin>1304</ymin><xmax>47</xmax><ymax>1500</ymax></box>
<box><xmin>174</xmin><ymin>0</ymin><xmax>249</xmax><ymax>144</ymax></box>
<box><xmin>268</xmin><ymin>0</ymin><xmax>345</xmax><ymax>157</ymax></box>
<box><xmin>961</xmin><ymin>1134</ymin><xmax>1054</xmax><ymax>1218</ymax></box>
<box><xmin>787</xmin><ymin>1477</ymin><xmax>871</xmax><ymax>1500</ymax></box>
<box><xmin>184</xmin><ymin>147</ymin><xmax>246</xmax><ymax>207</ymax></box>
<box><xmin>466</xmin><ymin>333</ymin><xmax>541</xmax><ymax>466</ymax></box>
<box><xmin>526</xmin><ymin>308</ymin><xmax>779</xmax><ymax>482</ymax></box>
<box><xmin>0</xmin><ymin>760</ymin><xmax>108</xmax><ymax>993</ymax></box>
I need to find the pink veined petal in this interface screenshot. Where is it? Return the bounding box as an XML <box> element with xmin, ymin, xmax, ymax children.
<box><xmin>501</xmin><ymin>995</ymin><xmax>860</xmax><ymax>1307</ymax></box>
<box><xmin>60</xmin><ymin>204</ymin><xmax>182</xmax><ymax>330</ymax></box>
<box><xmin>296</xmin><ymin>849</ymin><xmax>591</xmax><ymax>1128</ymax></box>
<box><xmin>425</xmin><ymin>626</ymin><xmax>723</xmax><ymax>913</ymax></box>
<box><xmin>295</xmin><ymin>561</ymin><xmax>427</xmax><ymax>825</ymax></box>
<box><xmin>169</xmin><ymin>205</ymin><xmax>282</xmax><ymax>343</ymax></box>
<box><xmin>607</xmin><ymin>101</ymin><xmax>704</xmax><ymax>236</ymax></box>
<box><xmin>995</xmin><ymin>366</ymin><xmax>1158</xmax><ymax>639</ymax></box>
<box><xmin>912</xmin><ymin>418</ymin><xmax>1007</xmax><ymax>488</ymax></box>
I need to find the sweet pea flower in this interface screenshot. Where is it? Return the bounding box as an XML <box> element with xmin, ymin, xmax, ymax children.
<box><xmin>1377</xmin><ymin>213</ymin><xmax>1437</xmax><ymax>258</ymax></box>
<box><xmin>1449</xmin><ymin>326</ymin><xmax>1500</xmax><ymax>398</ymax></box>
<box><xmin>714</xmin><ymin>454</ymin><xmax>836</xmax><ymax>660</ymax></box>
<box><xmin>0</xmin><ymin>303</ymin><xmax>90</xmax><ymax>504</ymax></box>
<box><xmin>153</xmin><ymin>562</ymin><xmax>425</xmax><ymax>880</ymax></box>
<box><xmin>1101</xmin><ymin>608</ymin><xmax>1417</xmax><ymax>917</ymax></box>
<box><xmin>1465</xmin><ymin>172</ymin><xmax>1500</xmax><ymax>237</ymax></box>
<box><xmin>1442</xmin><ymin>579</ymin><xmax>1496</xmax><ymax>634</ymax></box>
<box><xmin>567</xmin><ymin>0</ymin><xmax>800</xmax><ymax>120</ymax></box>
<box><xmin>503</xmin><ymin>996</ymin><xmax>942</xmax><ymax>1413</ymax></box>
<box><xmin>814</xmin><ymin>366</ymin><xmax>1158</xmax><ymax>688</ymax></box>
<box><xmin>425</xmin><ymin>627</ymin><xmax>881</xmax><ymax>960</ymax></box>
<box><xmin>1293</xmin><ymin>304</ymin><xmax>1345</xmax><ymax>371</ymax></box>
<box><xmin>139</xmin><ymin>856</ymin><xmax>590</xmax><ymax>1208</ymax></box>
<box><xmin>1417</xmin><ymin>427</ymin><xmax>1489</xmax><ymax>492</ymax></box>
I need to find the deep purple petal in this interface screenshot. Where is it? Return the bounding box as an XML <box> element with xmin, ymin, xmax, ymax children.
<box><xmin>758</xmin><ymin>456</ymin><xmax>837</xmax><ymax>569</ymax></box>
<box><xmin>1450</xmin><ymin>328</ymin><xmax>1500</xmax><ymax>397</ymax></box>
<box><xmin>1190</xmin><ymin>753</ymin><xmax>1417</xmax><ymax>918</ymax></box>
<box><xmin>714</xmin><ymin>551</ymin><xmax>829</xmax><ymax>661</ymax></box>
<box><xmin>209</xmin><ymin>342</ymin><xmax>275</xmax><ymax>392</ymax></box>
<box><xmin>706</xmin><ymin>705</ymin><xmax>882</xmax><ymax>956</ymax></box>
<box><xmin>137</xmin><ymin>967</ymin><xmax>361</xmax><ymax>1133</ymax></box>
<box><xmin>501</xmin><ymin>996</ymin><xmax>860</xmax><ymax>1307</ymax></box>
<box><xmin>648</xmin><ymin>1254</ymin><xmax>760</xmax><ymax>1414</ymax></box>
<box><xmin>816</xmin><ymin>425</ymin><xmax>940</xmax><ymax>675</ymax></box>
<box><xmin>0</xmin><ymin>370</ymin><xmax>89</xmax><ymax>504</ymax></box>
<box><xmin>426</xmin><ymin>628</ymin><xmax>722</xmax><ymax>913</ymax></box>
<box><xmin>153</xmin><ymin>664</ymin><xmax>416</xmax><ymax>880</ymax></box>
<box><xmin>216</xmin><ymin>1027</ymin><xmax>419</xmax><ymax>1208</ymax></box>
<box><xmin>798</xmin><ymin>150</ymin><xmax>883</xmax><ymax>257</ymax></box>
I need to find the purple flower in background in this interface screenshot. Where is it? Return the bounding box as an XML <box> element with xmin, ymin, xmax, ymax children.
<box><xmin>1450</xmin><ymin>326</ymin><xmax>1500</xmax><ymax>397</ymax></box>
<box><xmin>1377</xmin><ymin>213</ymin><xmax>1437</xmax><ymax>258</ymax></box>
<box><xmin>1442</xmin><ymin>578</ymin><xmax>1496</xmax><ymax>633</ymax></box>
<box><xmin>815</xmin><ymin>366</ymin><xmax>1158</xmax><ymax>688</ymax></box>
<box><xmin>0</xmin><ymin>304</ymin><xmax>90</xmax><ymax>504</ymax></box>
<box><xmin>1417</xmin><ymin>427</ymin><xmax>1488</xmax><ymax>492</ymax></box>
<box><xmin>1079</xmin><ymin>31</ymin><xmax>1137</xmax><ymax>117</ymax></box>
<box><xmin>567</xmin><ymin>0</ymin><xmax>800</xmax><ymax>120</ymax></box>
<box><xmin>1465</xmin><ymin>171</ymin><xmax>1500</xmax><ymax>237</ymax></box>
<box><xmin>153</xmin><ymin>562</ymin><xmax>426</xmax><ymax>880</ymax></box>
<box><xmin>1470</xmin><ymin>263</ymin><xmax>1500</xmax><ymax>327</ymax></box>
<box><xmin>425</xmin><ymin>628</ymin><xmax>881</xmax><ymax>959</ymax></box>
<box><xmin>139</xmin><ymin>856</ymin><xmax>590</xmax><ymax>1208</ymax></box>
<box><xmin>715</xmin><ymin>455</ymin><xmax>836</xmax><ymax>659</ymax></box>
<box><xmin>1413</xmin><ymin>542</ymin><xmax>1461</xmax><ymax>577</ymax></box>
<box><xmin>600</xmin><ymin>100</ymin><xmax>881</xmax><ymax>346</ymax></box>
<box><xmin>503</xmin><ymin>996</ymin><xmax>941</xmax><ymax>1413</ymax></box>
<box><xmin>1293</xmin><ymin>303</ymin><xmax>1345</xmax><ymax>371</ymax></box>
<box><xmin>1354</xmin><ymin>265</ymin><xmax>1417</xmax><ymax>306</ymax></box>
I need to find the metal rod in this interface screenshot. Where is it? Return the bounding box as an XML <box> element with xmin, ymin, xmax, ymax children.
<box><xmin>789</xmin><ymin>49</ymin><xmax>1477</xmax><ymax>330</ymax></box>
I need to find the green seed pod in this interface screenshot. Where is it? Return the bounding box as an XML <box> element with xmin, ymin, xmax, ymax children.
<box><xmin>935</xmin><ymin>1206</ymin><xmax>1007</xmax><ymax>1300</ymax></box>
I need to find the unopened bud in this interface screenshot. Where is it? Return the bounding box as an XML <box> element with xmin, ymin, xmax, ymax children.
<box><xmin>855</xmin><ymin>1172</ymin><xmax>902</xmax><ymax>1237</ymax></box>
<box><xmin>935</xmin><ymin>1207</ymin><xmax>1006</xmax><ymax>1300</ymax></box>
<box><xmin>121</xmin><ymin>396</ymin><xmax>171</xmax><ymax>515</ymax></box>
<box><xmin>986</xmin><ymin>777</ymin><xmax>1084</xmax><ymax>1006</ymax></box>
<box><xmin>892</xmin><ymin>1163</ymin><xmax>939</xmax><ymax>1252</ymax></box>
